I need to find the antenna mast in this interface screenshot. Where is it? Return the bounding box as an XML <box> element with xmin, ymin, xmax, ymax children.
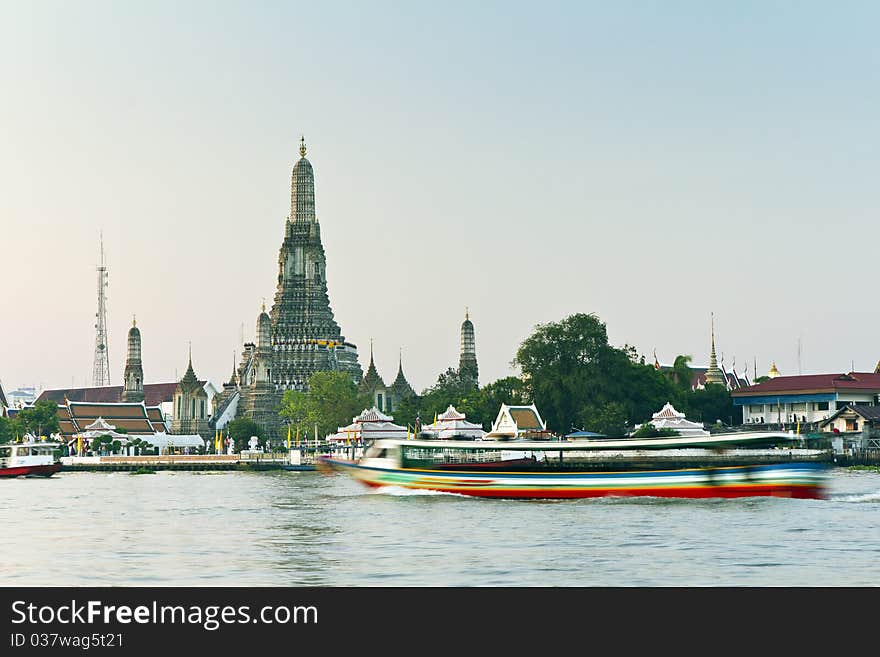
<box><xmin>92</xmin><ymin>233</ymin><xmax>111</xmax><ymax>386</ymax></box>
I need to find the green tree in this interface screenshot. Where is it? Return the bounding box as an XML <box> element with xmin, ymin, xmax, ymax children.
<box><xmin>683</xmin><ymin>383</ymin><xmax>740</xmax><ymax>427</ymax></box>
<box><xmin>278</xmin><ymin>371</ymin><xmax>370</xmax><ymax>441</ymax></box>
<box><xmin>579</xmin><ymin>401</ymin><xmax>629</xmax><ymax>437</ymax></box>
<box><xmin>473</xmin><ymin>376</ymin><xmax>530</xmax><ymax>430</ymax></box>
<box><xmin>17</xmin><ymin>400</ymin><xmax>60</xmax><ymax>438</ymax></box>
<box><xmin>671</xmin><ymin>355</ymin><xmax>694</xmax><ymax>391</ymax></box>
<box><xmin>630</xmin><ymin>423</ymin><xmax>679</xmax><ymax>438</ymax></box>
<box><xmin>226</xmin><ymin>417</ymin><xmax>265</xmax><ymax>453</ymax></box>
<box><xmin>0</xmin><ymin>416</ymin><xmax>16</xmax><ymax>444</ymax></box>
<box><xmin>392</xmin><ymin>368</ymin><xmax>485</xmax><ymax>431</ymax></box>
<box><xmin>513</xmin><ymin>313</ymin><xmax>680</xmax><ymax>434</ymax></box>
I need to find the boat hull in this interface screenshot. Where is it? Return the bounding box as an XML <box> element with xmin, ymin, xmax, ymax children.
<box><xmin>318</xmin><ymin>457</ymin><xmax>827</xmax><ymax>500</ymax></box>
<box><xmin>0</xmin><ymin>463</ymin><xmax>62</xmax><ymax>478</ymax></box>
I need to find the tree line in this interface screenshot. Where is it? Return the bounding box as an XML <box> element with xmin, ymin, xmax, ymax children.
<box><xmin>269</xmin><ymin>312</ymin><xmax>740</xmax><ymax>439</ymax></box>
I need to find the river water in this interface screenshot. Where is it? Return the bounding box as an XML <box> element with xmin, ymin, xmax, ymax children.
<box><xmin>2</xmin><ymin>468</ymin><xmax>879</xmax><ymax>586</ymax></box>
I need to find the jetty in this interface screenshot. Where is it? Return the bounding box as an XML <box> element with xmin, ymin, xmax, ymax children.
<box><xmin>59</xmin><ymin>450</ymin><xmax>322</xmax><ymax>472</ymax></box>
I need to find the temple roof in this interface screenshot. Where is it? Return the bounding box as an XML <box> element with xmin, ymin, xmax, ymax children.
<box><xmin>652</xmin><ymin>402</ymin><xmax>685</xmax><ymax>420</ymax></box>
<box><xmin>389</xmin><ymin>355</ymin><xmax>415</xmax><ymax>397</ymax></box>
<box><xmin>732</xmin><ymin>372</ymin><xmax>880</xmax><ymax>396</ymax></box>
<box><xmin>177</xmin><ymin>356</ymin><xmax>201</xmax><ymax>393</ymax></box>
<box><xmin>438</xmin><ymin>405</ymin><xmax>466</xmax><ymax>421</ymax></box>
<box><xmin>65</xmin><ymin>401</ymin><xmax>157</xmax><ymax>436</ymax></box>
<box><xmin>820</xmin><ymin>404</ymin><xmax>880</xmax><ymax>426</ymax></box>
<box><xmin>355</xmin><ymin>407</ymin><xmax>394</xmax><ymax>423</ymax></box>
<box><xmin>359</xmin><ymin>342</ymin><xmax>386</xmax><ymax>392</ymax></box>
<box><xmin>38</xmin><ymin>382</ymin><xmax>193</xmax><ymax>407</ymax></box>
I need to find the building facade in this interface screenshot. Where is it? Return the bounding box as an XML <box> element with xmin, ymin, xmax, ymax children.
<box><xmin>732</xmin><ymin>371</ymin><xmax>880</xmax><ymax>427</ymax></box>
<box><xmin>171</xmin><ymin>354</ymin><xmax>211</xmax><ymax>439</ymax></box>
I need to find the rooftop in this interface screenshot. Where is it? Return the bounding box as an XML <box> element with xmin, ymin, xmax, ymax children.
<box><xmin>732</xmin><ymin>372</ymin><xmax>880</xmax><ymax>396</ymax></box>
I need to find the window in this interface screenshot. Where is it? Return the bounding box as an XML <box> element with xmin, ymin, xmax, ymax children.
<box><xmin>200</xmin><ymin>400</ymin><xmax>205</xmax><ymax>419</ymax></box>
<box><xmin>791</xmin><ymin>403</ymin><xmax>806</xmax><ymax>412</ymax></box>
<box><xmin>191</xmin><ymin>399</ymin><xmax>195</xmax><ymax>418</ymax></box>
<box><xmin>816</xmin><ymin>401</ymin><xmax>829</xmax><ymax>411</ymax></box>
<box><xmin>750</xmin><ymin>405</ymin><xmax>764</xmax><ymax>413</ymax></box>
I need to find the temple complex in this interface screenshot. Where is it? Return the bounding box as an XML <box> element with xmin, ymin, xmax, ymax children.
<box><xmin>38</xmin><ymin>320</ymin><xmax>218</xmax><ymax>431</ymax></box>
<box><xmin>235</xmin><ymin>138</ymin><xmax>362</xmax><ymax>438</ymax></box>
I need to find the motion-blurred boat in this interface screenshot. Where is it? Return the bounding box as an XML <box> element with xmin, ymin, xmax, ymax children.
<box><xmin>318</xmin><ymin>432</ymin><xmax>830</xmax><ymax>499</ymax></box>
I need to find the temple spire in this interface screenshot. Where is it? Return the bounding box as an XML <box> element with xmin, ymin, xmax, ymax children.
<box><xmin>459</xmin><ymin>309</ymin><xmax>478</xmax><ymax>387</ymax></box>
<box><xmin>704</xmin><ymin>312</ymin><xmax>725</xmax><ymax>386</ymax></box>
<box><xmin>290</xmin><ymin>135</ymin><xmax>316</xmax><ymax>222</ymax></box>
<box><xmin>121</xmin><ymin>314</ymin><xmax>144</xmax><ymax>402</ymax></box>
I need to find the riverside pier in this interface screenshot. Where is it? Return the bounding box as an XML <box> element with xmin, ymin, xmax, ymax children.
<box><xmin>59</xmin><ymin>450</ymin><xmax>320</xmax><ymax>472</ymax></box>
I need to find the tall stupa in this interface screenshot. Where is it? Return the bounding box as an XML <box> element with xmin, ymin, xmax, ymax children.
<box><xmin>236</xmin><ymin>138</ymin><xmax>362</xmax><ymax>437</ymax></box>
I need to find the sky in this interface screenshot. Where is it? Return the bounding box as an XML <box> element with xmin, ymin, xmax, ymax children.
<box><xmin>2</xmin><ymin>1</ymin><xmax>880</xmax><ymax>396</ymax></box>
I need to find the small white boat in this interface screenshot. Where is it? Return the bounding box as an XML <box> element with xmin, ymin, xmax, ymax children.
<box><xmin>0</xmin><ymin>442</ymin><xmax>63</xmax><ymax>478</ymax></box>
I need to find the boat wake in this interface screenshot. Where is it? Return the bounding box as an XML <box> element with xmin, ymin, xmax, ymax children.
<box><xmin>367</xmin><ymin>485</ymin><xmax>463</xmax><ymax>498</ymax></box>
<box><xmin>831</xmin><ymin>490</ymin><xmax>880</xmax><ymax>503</ymax></box>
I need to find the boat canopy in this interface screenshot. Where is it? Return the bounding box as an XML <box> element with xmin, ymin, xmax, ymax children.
<box><xmin>373</xmin><ymin>432</ymin><xmax>801</xmax><ymax>452</ymax></box>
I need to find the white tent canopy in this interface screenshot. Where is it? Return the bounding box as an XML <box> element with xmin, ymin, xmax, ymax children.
<box><xmin>419</xmin><ymin>405</ymin><xmax>485</xmax><ymax>440</ymax></box>
<box><xmin>76</xmin><ymin>417</ymin><xmax>131</xmax><ymax>441</ymax></box>
<box><xmin>637</xmin><ymin>402</ymin><xmax>709</xmax><ymax>437</ymax></box>
<box><xmin>327</xmin><ymin>407</ymin><xmax>408</xmax><ymax>443</ymax></box>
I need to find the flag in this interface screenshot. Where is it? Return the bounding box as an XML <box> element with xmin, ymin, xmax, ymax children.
<box><xmin>287</xmin><ymin>424</ymin><xmax>292</xmax><ymax>449</ymax></box>
<box><xmin>214</xmin><ymin>428</ymin><xmax>219</xmax><ymax>453</ymax></box>
<box><xmin>295</xmin><ymin>426</ymin><xmax>300</xmax><ymax>447</ymax></box>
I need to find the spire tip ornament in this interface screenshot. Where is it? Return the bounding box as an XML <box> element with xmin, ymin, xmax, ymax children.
<box><xmin>299</xmin><ymin>136</ymin><xmax>307</xmax><ymax>158</ymax></box>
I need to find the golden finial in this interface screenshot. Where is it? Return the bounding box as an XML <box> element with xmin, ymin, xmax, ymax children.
<box><xmin>261</xmin><ymin>298</ymin><xmax>266</xmax><ymax>313</ymax></box>
<box><xmin>132</xmin><ymin>314</ymin><xmax>137</xmax><ymax>327</ymax></box>
<box><xmin>299</xmin><ymin>136</ymin><xmax>307</xmax><ymax>158</ymax></box>
<box><xmin>465</xmin><ymin>306</ymin><xmax>469</xmax><ymax>321</ymax></box>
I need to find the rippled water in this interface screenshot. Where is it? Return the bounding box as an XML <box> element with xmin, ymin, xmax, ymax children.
<box><xmin>2</xmin><ymin>468</ymin><xmax>879</xmax><ymax>586</ymax></box>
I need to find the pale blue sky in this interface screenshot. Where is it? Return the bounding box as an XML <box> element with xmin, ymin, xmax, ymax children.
<box><xmin>2</xmin><ymin>1</ymin><xmax>879</xmax><ymax>394</ymax></box>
